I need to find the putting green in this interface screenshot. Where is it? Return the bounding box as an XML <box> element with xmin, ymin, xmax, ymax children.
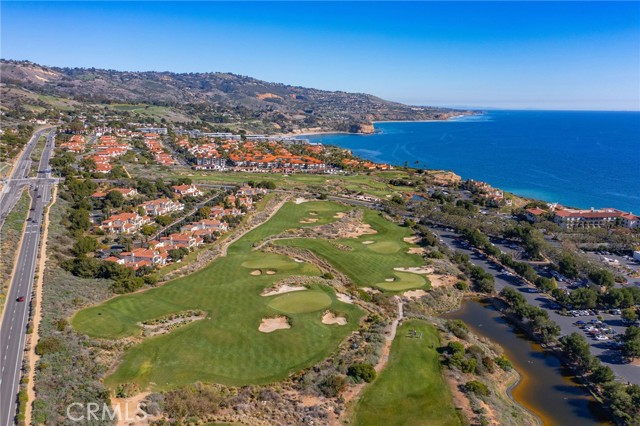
<box><xmin>241</xmin><ymin>255</ymin><xmax>298</xmax><ymax>270</ymax></box>
<box><xmin>366</xmin><ymin>241</ymin><xmax>401</xmax><ymax>254</ymax></box>
<box><xmin>375</xmin><ymin>272</ymin><xmax>428</xmax><ymax>291</ymax></box>
<box><xmin>267</xmin><ymin>290</ymin><xmax>332</xmax><ymax>314</ymax></box>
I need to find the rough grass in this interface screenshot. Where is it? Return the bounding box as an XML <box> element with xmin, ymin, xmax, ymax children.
<box><xmin>279</xmin><ymin>209</ymin><xmax>429</xmax><ymax>292</ymax></box>
<box><xmin>352</xmin><ymin>320</ymin><xmax>463</xmax><ymax>426</ymax></box>
<box><xmin>0</xmin><ymin>188</ymin><xmax>31</xmax><ymax>311</ymax></box>
<box><xmin>72</xmin><ymin>201</ymin><xmax>363</xmax><ymax>390</ymax></box>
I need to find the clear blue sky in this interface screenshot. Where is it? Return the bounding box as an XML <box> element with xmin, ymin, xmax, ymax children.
<box><xmin>2</xmin><ymin>1</ymin><xmax>639</xmax><ymax>110</ymax></box>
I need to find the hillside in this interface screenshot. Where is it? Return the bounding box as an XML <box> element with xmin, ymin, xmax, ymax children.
<box><xmin>0</xmin><ymin>59</ymin><xmax>469</xmax><ymax>134</ymax></box>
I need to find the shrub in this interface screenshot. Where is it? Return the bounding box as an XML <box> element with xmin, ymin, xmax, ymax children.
<box><xmin>347</xmin><ymin>363</ymin><xmax>377</xmax><ymax>383</ymax></box>
<box><xmin>35</xmin><ymin>336</ymin><xmax>64</xmax><ymax>356</ymax></box>
<box><xmin>455</xmin><ymin>281</ymin><xmax>469</xmax><ymax>291</ymax></box>
<box><xmin>445</xmin><ymin>319</ymin><xmax>469</xmax><ymax>339</ymax></box>
<box><xmin>318</xmin><ymin>374</ymin><xmax>347</xmax><ymax>398</ymax></box>
<box><xmin>495</xmin><ymin>355</ymin><xmax>513</xmax><ymax>371</ymax></box>
<box><xmin>464</xmin><ymin>380</ymin><xmax>490</xmax><ymax>397</ymax></box>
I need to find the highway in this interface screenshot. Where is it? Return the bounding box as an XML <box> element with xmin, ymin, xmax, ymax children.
<box><xmin>0</xmin><ymin>129</ymin><xmax>56</xmax><ymax>426</ymax></box>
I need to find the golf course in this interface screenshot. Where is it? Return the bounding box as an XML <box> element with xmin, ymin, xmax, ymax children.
<box><xmin>72</xmin><ymin>200</ymin><xmax>428</xmax><ymax>390</ymax></box>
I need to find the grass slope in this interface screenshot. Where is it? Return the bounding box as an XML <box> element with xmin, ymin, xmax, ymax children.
<box><xmin>279</xmin><ymin>209</ymin><xmax>429</xmax><ymax>291</ymax></box>
<box><xmin>352</xmin><ymin>320</ymin><xmax>462</xmax><ymax>426</ymax></box>
<box><xmin>72</xmin><ymin>201</ymin><xmax>362</xmax><ymax>390</ymax></box>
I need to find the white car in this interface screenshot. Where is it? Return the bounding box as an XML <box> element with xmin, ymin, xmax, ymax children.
<box><xmin>595</xmin><ymin>335</ymin><xmax>609</xmax><ymax>341</ymax></box>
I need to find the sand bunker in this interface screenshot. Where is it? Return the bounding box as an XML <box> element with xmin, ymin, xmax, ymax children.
<box><xmin>250</xmin><ymin>270</ymin><xmax>262</xmax><ymax>276</ymax></box>
<box><xmin>293</xmin><ymin>258</ymin><xmax>304</xmax><ymax>263</ymax></box>
<box><xmin>343</xmin><ymin>224</ymin><xmax>377</xmax><ymax>239</ymax></box>
<box><xmin>266</xmin><ymin>270</ymin><xmax>276</xmax><ymax>275</ymax></box>
<box><xmin>403</xmin><ymin>289</ymin><xmax>428</xmax><ymax>299</ymax></box>
<box><xmin>428</xmin><ymin>274</ymin><xmax>458</xmax><ymax>288</ymax></box>
<box><xmin>259</xmin><ymin>316</ymin><xmax>291</xmax><ymax>333</ymax></box>
<box><xmin>403</xmin><ymin>236</ymin><xmax>421</xmax><ymax>244</ymax></box>
<box><xmin>394</xmin><ymin>266</ymin><xmax>433</xmax><ymax>275</ymax></box>
<box><xmin>407</xmin><ymin>247</ymin><xmax>426</xmax><ymax>254</ymax></box>
<box><xmin>385</xmin><ymin>278</ymin><xmax>395</xmax><ymax>282</ymax></box>
<box><xmin>299</xmin><ymin>218</ymin><xmax>319</xmax><ymax>224</ymax></box>
<box><xmin>334</xmin><ymin>212</ymin><xmax>347</xmax><ymax>219</ymax></box>
<box><xmin>294</xmin><ymin>197</ymin><xmax>307</xmax><ymax>204</ymax></box>
<box><xmin>362</xmin><ymin>240</ymin><xmax>375</xmax><ymax>245</ymax></box>
<box><xmin>336</xmin><ymin>293</ymin><xmax>354</xmax><ymax>304</ymax></box>
<box><xmin>322</xmin><ymin>311</ymin><xmax>347</xmax><ymax>325</ymax></box>
<box><xmin>262</xmin><ymin>285</ymin><xmax>307</xmax><ymax>297</ymax></box>
<box><xmin>309</xmin><ymin>212</ymin><xmax>318</xmax><ymax>216</ymax></box>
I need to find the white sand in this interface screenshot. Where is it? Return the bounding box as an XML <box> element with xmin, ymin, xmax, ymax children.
<box><xmin>403</xmin><ymin>289</ymin><xmax>428</xmax><ymax>299</ymax></box>
<box><xmin>322</xmin><ymin>311</ymin><xmax>347</xmax><ymax>325</ymax></box>
<box><xmin>265</xmin><ymin>270</ymin><xmax>276</xmax><ymax>275</ymax></box>
<box><xmin>250</xmin><ymin>270</ymin><xmax>262</xmax><ymax>276</ymax></box>
<box><xmin>299</xmin><ymin>218</ymin><xmax>319</xmax><ymax>224</ymax></box>
<box><xmin>407</xmin><ymin>247</ymin><xmax>426</xmax><ymax>254</ymax></box>
<box><xmin>362</xmin><ymin>240</ymin><xmax>375</xmax><ymax>245</ymax></box>
<box><xmin>385</xmin><ymin>278</ymin><xmax>395</xmax><ymax>282</ymax></box>
<box><xmin>309</xmin><ymin>212</ymin><xmax>318</xmax><ymax>216</ymax></box>
<box><xmin>262</xmin><ymin>285</ymin><xmax>307</xmax><ymax>297</ymax></box>
<box><xmin>336</xmin><ymin>293</ymin><xmax>354</xmax><ymax>304</ymax></box>
<box><xmin>259</xmin><ymin>316</ymin><xmax>291</xmax><ymax>333</ymax></box>
<box><xmin>293</xmin><ymin>258</ymin><xmax>304</xmax><ymax>263</ymax></box>
<box><xmin>403</xmin><ymin>236</ymin><xmax>421</xmax><ymax>244</ymax></box>
<box><xmin>294</xmin><ymin>197</ymin><xmax>307</xmax><ymax>204</ymax></box>
<box><xmin>394</xmin><ymin>266</ymin><xmax>433</xmax><ymax>275</ymax></box>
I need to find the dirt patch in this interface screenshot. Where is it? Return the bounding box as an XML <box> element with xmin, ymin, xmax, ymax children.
<box><xmin>322</xmin><ymin>311</ymin><xmax>347</xmax><ymax>325</ymax></box>
<box><xmin>336</xmin><ymin>293</ymin><xmax>354</xmax><ymax>304</ymax></box>
<box><xmin>259</xmin><ymin>316</ymin><xmax>291</xmax><ymax>333</ymax></box>
<box><xmin>342</xmin><ymin>223</ymin><xmax>377</xmax><ymax>239</ymax></box>
<box><xmin>140</xmin><ymin>313</ymin><xmax>205</xmax><ymax>337</ymax></box>
<box><xmin>262</xmin><ymin>284</ymin><xmax>307</xmax><ymax>297</ymax></box>
<box><xmin>299</xmin><ymin>217</ymin><xmax>319</xmax><ymax>224</ymax></box>
<box><xmin>333</xmin><ymin>212</ymin><xmax>346</xmax><ymax>219</ymax></box>
<box><xmin>407</xmin><ymin>247</ymin><xmax>426</xmax><ymax>254</ymax></box>
<box><xmin>294</xmin><ymin>197</ymin><xmax>307</xmax><ymax>204</ymax></box>
<box><xmin>403</xmin><ymin>236</ymin><xmax>421</xmax><ymax>244</ymax></box>
<box><xmin>394</xmin><ymin>266</ymin><xmax>433</xmax><ymax>274</ymax></box>
<box><xmin>250</xmin><ymin>269</ymin><xmax>262</xmax><ymax>276</ymax></box>
<box><xmin>111</xmin><ymin>392</ymin><xmax>153</xmax><ymax>426</ymax></box>
<box><xmin>361</xmin><ymin>287</ymin><xmax>381</xmax><ymax>294</ymax></box>
<box><xmin>265</xmin><ymin>270</ymin><xmax>276</xmax><ymax>275</ymax></box>
<box><xmin>428</xmin><ymin>273</ymin><xmax>458</xmax><ymax>288</ymax></box>
<box><xmin>362</xmin><ymin>240</ymin><xmax>375</xmax><ymax>245</ymax></box>
<box><xmin>403</xmin><ymin>289</ymin><xmax>428</xmax><ymax>299</ymax></box>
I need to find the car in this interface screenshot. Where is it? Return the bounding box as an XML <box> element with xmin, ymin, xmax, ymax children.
<box><xmin>595</xmin><ymin>335</ymin><xmax>609</xmax><ymax>341</ymax></box>
<box><xmin>575</xmin><ymin>320</ymin><xmax>587</xmax><ymax>326</ymax></box>
<box><xmin>16</xmin><ymin>296</ymin><xmax>25</xmax><ymax>302</ymax></box>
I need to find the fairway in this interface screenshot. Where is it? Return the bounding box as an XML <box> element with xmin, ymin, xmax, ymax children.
<box><xmin>72</xmin><ymin>201</ymin><xmax>363</xmax><ymax>390</ymax></box>
<box><xmin>278</xmin><ymin>209</ymin><xmax>430</xmax><ymax>292</ymax></box>
<box><xmin>267</xmin><ymin>290</ymin><xmax>332</xmax><ymax>314</ymax></box>
<box><xmin>352</xmin><ymin>320</ymin><xmax>462</xmax><ymax>426</ymax></box>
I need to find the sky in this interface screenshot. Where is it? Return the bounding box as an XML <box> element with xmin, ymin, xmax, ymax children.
<box><xmin>1</xmin><ymin>1</ymin><xmax>639</xmax><ymax>110</ymax></box>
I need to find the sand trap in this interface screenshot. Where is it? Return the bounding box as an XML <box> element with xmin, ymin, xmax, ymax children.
<box><xmin>394</xmin><ymin>266</ymin><xmax>433</xmax><ymax>275</ymax></box>
<box><xmin>334</xmin><ymin>212</ymin><xmax>346</xmax><ymax>219</ymax></box>
<box><xmin>403</xmin><ymin>236</ymin><xmax>421</xmax><ymax>244</ymax></box>
<box><xmin>266</xmin><ymin>270</ymin><xmax>276</xmax><ymax>275</ymax></box>
<box><xmin>259</xmin><ymin>316</ymin><xmax>291</xmax><ymax>333</ymax></box>
<box><xmin>293</xmin><ymin>258</ymin><xmax>304</xmax><ymax>263</ymax></box>
<box><xmin>428</xmin><ymin>274</ymin><xmax>458</xmax><ymax>288</ymax></box>
<box><xmin>403</xmin><ymin>289</ymin><xmax>428</xmax><ymax>299</ymax></box>
<box><xmin>385</xmin><ymin>278</ymin><xmax>395</xmax><ymax>282</ymax></box>
<box><xmin>294</xmin><ymin>197</ymin><xmax>307</xmax><ymax>204</ymax></box>
<box><xmin>322</xmin><ymin>311</ymin><xmax>347</xmax><ymax>325</ymax></box>
<box><xmin>362</xmin><ymin>240</ymin><xmax>375</xmax><ymax>245</ymax></box>
<box><xmin>309</xmin><ymin>212</ymin><xmax>318</xmax><ymax>216</ymax></box>
<box><xmin>336</xmin><ymin>293</ymin><xmax>354</xmax><ymax>304</ymax></box>
<box><xmin>299</xmin><ymin>218</ymin><xmax>319</xmax><ymax>224</ymax></box>
<box><xmin>250</xmin><ymin>270</ymin><xmax>262</xmax><ymax>276</ymax></box>
<box><xmin>343</xmin><ymin>224</ymin><xmax>377</xmax><ymax>238</ymax></box>
<box><xmin>262</xmin><ymin>285</ymin><xmax>307</xmax><ymax>297</ymax></box>
<box><xmin>407</xmin><ymin>247</ymin><xmax>426</xmax><ymax>254</ymax></box>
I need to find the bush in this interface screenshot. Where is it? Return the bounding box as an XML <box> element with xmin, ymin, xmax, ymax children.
<box><xmin>318</xmin><ymin>374</ymin><xmax>347</xmax><ymax>398</ymax></box>
<box><xmin>445</xmin><ymin>319</ymin><xmax>469</xmax><ymax>339</ymax></box>
<box><xmin>455</xmin><ymin>281</ymin><xmax>469</xmax><ymax>291</ymax></box>
<box><xmin>322</xmin><ymin>272</ymin><xmax>334</xmax><ymax>280</ymax></box>
<box><xmin>495</xmin><ymin>355</ymin><xmax>513</xmax><ymax>371</ymax></box>
<box><xmin>464</xmin><ymin>380</ymin><xmax>490</xmax><ymax>397</ymax></box>
<box><xmin>35</xmin><ymin>336</ymin><xmax>64</xmax><ymax>356</ymax></box>
<box><xmin>116</xmin><ymin>382</ymin><xmax>141</xmax><ymax>398</ymax></box>
<box><xmin>347</xmin><ymin>363</ymin><xmax>377</xmax><ymax>383</ymax></box>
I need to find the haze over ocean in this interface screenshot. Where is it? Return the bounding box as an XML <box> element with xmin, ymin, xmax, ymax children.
<box><xmin>307</xmin><ymin>111</ymin><xmax>640</xmax><ymax>212</ymax></box>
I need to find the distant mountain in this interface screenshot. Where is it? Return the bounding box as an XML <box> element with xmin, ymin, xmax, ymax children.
<box><xmin>0</xmin><ymin>59</ymin><xmax>471</xmax><ymax>134</ymax></box>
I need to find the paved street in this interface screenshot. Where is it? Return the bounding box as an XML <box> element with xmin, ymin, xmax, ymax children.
<box><xmin>0</xmin><ymin>129</ymin><xmax>56</xmax><ymax>426</ymax></box>
<box><xmin>432</xmin><ymin>226</ymin><xmax>640</xmax><ymax>385</ymax></box>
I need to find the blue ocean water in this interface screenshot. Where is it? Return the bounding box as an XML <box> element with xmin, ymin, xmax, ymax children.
<box><xmin>307</xmin><ymin>111</ymin><xmax>640</xmax><ymax>212</ymax></box>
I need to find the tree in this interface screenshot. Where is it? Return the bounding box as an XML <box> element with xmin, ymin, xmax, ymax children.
<box><xmin>589</xmin><ymin>269</ymin><xmax>615</xmax><ymax>289</ymax></box>
<box><xmin>560</xmin><ymin>332</ymin><xmax>592</xmax><ymax>367</ymax></box>
<box><xmin>622</xmin><ymin>326</ymin><xmax>640</xmax><ymax>360</ymax></box>
<box><xmin>464</xmin><ymin>380</ymin><xmax>490</xmax><ymax>397</ymax></box>
<box><xmin>569</xmin><ymin>287</ymin><xmax>598</xmax><ymax>309</ymax></box>
<box><xmin>105</xmin><ymin>190</ymin><xmax>125</xmax><ymax>208</ymax></box>
<box><xmin>347</xmin><ymin>363</ymin><xmax>377</xmax><ymax>383</ymax></box>
<box><xmin>622</xmin><ymin>308</ymin><xmax>638</xmax><ymax>323</ymax></box>
<box><xmin>141</xmin><ymin>224</ymin><xmax>156</xmax><ymax>237</ymax></box>
<box><xmin>198</xmin><ymin>206</ymin><xmax>211</xmax><ymax>220</ymax></box>
<box><xmin>590</xmin><ymin>361</ymin><xmax>615</xmax><ymax>385</ymax></box>
<box><xmin>68</xmin><ymin>208</ymin><xmax>91</xmax><ymax>231</ymax></box>
<box><xmin>558</xmin><ymin>253</ymin><xmax>579</xmax><ymax>278</ymax></box>
<box><xmin>71</xmin><ymin>236</ymin><xmax>98</xmax><ymax>257</ymax></box>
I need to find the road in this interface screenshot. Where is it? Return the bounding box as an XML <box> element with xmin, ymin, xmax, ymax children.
<box><xmin>0</xmin><ymin>129</ymin><xmax>56</xmax><ymax>426</ymax></box>
<box><xmin>432</xmin><ymin>226</ymin><xmax>640</xmax><ymax>385</ymax></box>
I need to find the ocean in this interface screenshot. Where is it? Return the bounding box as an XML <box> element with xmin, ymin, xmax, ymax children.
<box><xmin>306</xmin><ymin>111</ymin><xmax>640</xmax><ymax>213</ymax></box>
